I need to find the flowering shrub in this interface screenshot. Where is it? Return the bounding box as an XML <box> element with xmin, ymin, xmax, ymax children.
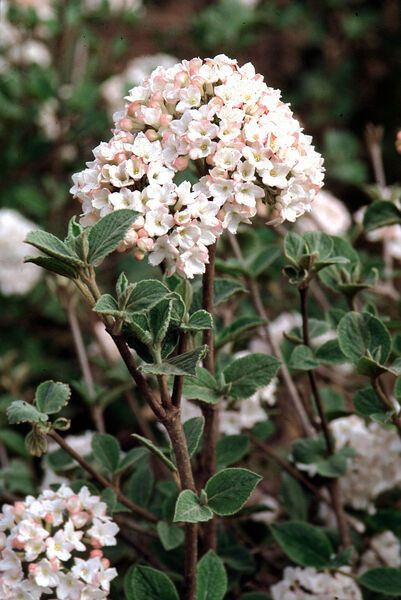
<box><xmin>71</xmin><ymin>54</ymin><xmax>324</xmax><ymax>277</ymax></box>
<box><xmin>0</xmin><ymin>485</ymin><xmax>118</xmax><ymax>599</ymax></box>
<box><xmin>2</xmin><ymin>39</ymin><xmax>401</xmax><ymax>600</ymax></box>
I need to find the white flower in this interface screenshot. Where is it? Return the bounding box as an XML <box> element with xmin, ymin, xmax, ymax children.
<box><xmin>145</xmin><ymin>209</ymin><xmax>174</xmax><ymax>237</ymax></box>
<box><xmin>0</xmin><ymin>209</ymin><xmax>42</xmax><ymax>296</ymax></box>
<box><xmin>33</xmin><ymin>559</ymin><xmax>60</xmax><ymax>588</ymax></box>
<box><xmin>87</xmin><ymin>518</ymin><xmax>119</xmax><ymax>546</ymax></box>
<box><xmin>270</xmin><ymin>566</ymin><xmax>362</xmax><ymax>599</ymax></box>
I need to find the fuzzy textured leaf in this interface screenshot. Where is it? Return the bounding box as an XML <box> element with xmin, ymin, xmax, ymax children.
<box><xmin>205</xmin><ymin>468</ymin><xmax>262</xmax><ymax>516</ymax></box>
<box><xmin>35</xmin><ymin>381</ymin><xmax>71</xmax><ymax>415</ymax></box>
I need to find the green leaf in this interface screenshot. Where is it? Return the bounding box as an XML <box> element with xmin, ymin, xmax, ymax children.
<box><xmin>117</xmin><ymin>447</ymin><xmax>149</xmax><ymax>474</ymax></box>
<box><xmin>358</xmin><ymin>567</ymin><xmax>401</xmax><ymax>596</ymax></box>
<box><xmin>25</xmin><ymin>255</ymin><xmax>79</xmax><ymax>279</ymax></box>
<box><xmin>196</xmin><ymin>550</ymin><xmax>227</xmax><ymax>600</ymax></box>
<box><xmin>127</xmin><ymin>463</ymin><xmax>154</xmax><ymax>507</ymax></box>
<box><xmin>315</xmin><ymin>339</ymin><xmax>347</xmax><ymax>364</ymax></box>
<box><xmin>354</xmin><ymin>386</ymin><xmax>392</xmax><ymax>422</ymax></box>
<box><xmin>363</xmin><ymin>201</ymin><xmax>401</xmax><ymax>232</ymax></box>
<box><xmin>289</xmin><ymin>345</ymin><xmax>320</xmax><ymax>371</ymax></box>
<box><xmin>126</xmin><ymin>279</ymin><xmax>171</xmax><ymax>312</ymax></box>
<box><xmin>87</xmin><ymin>209</ymin><xmax>138</xmax><ymax>266</ymax></box>
<box><xmin>100</xmin><ymin>488</ymin><xmax>117</xmax><ymax>513</ymax></box>
<box><xmin>223</xmin><ymin>354</ymin><xmax>280</xmax><ymax>400</ymax></box>
<box><xmin>149</xmin><ymin>299</ymin><xmax>172</xmax><ymax>344</ymax></box>
<box><xmin>124</xmin><ymin>566</ymin><xmax>179</xmax><ymax>600</ymax></box>
<box><xmin>270</xmin><ymin>521</ymin><xmax>333</xmax><ymax>568</ymax></box>
<box><xmin>183</xmin><ymin>368</ymin><xmax>221</xmax><ymax>404</ymax></box>
<box><xmin>337</xmin><ymin>311</ymin><xmax>391</xmax><ymax>365</ymax></box>
<box><xmin>140</xmin><ymin>346</ymin><xmax>208</xmax><ymax>377</ymax></box>
<box><xmin>280</xmin><ymin>472</ymin><xmax>308</xmax><ymax>521</ymax></box>
<box><xmin>173</xmin><ymin>490</ymin><xmax>213</xmax><ymax>523</ymax></box>
<box><xmin>284</xmin><ymin>231</ymin><xmax>305</xmax><ymax>264</ymax></box>
<box><xmin>25</xmin><ymin>230</ymin><xmax>84</xmax><ymax>266</ymax></box>
<box><xmin>216</xmin><ymin>435</ymin><xmax>249</xmax><ymax>469</ymax></box>
<box><xmin>7</xmin><ymin>400</ymin><xmax>48</xmax><ymax>424</ymax></box>
<box><xmin>304</xmin><ymin>231</ymin><xmax>333</xmax><ymax>260</ymax></box>
<box><xmin>91</xmin><ymin>433</ymin><xmax>120</xmax><ymax>473</ymax></box>
<box><xmin>214</xmin><ymin>278</ymin><xmax>247</xmax><ymax>305</ymax></box>
<box><xmin>35</xmin><ymin>381</ymin><xmax>71</xmax><ymax>415</ymax></box>
<box><xmin>216</xmin><ymin>317</ymin><xmax>265</xmax><ymax>349</ymax></box>
<box><xmin>94</xmin><ymin>294</ymin><xmax>124</xmax><ymax>317</ymax></box>
<box><xmin>156</xmin><ymin>521</ymin><xmax>185</xmax><ymax>551</ymax></box>
<box><xmin>183</xmin><ymin>417</ymin><xmax>205</xmax><ymax>458</ymax></box>
<box><xmin>132</xmin><ymin>434</ymin><xmax>176</xmax><ymax>472</ymax></box>
<box><xmin>0</xmin><ymin>429</ymin><xmax>28</xmax><ymax>457</ymax></box>
<box><xmin>205</xmin><ymin>468</ymin><xmax>262</xmax><ymax>516</ymax></box>
<box><xmin>182</xmin><ymin>310</ymin><xmax>213</xmax><ymax>331</ymax></box>
<box><xmin>248</xmin><ymin>246</ymin><xmax>281</xmax><ymax>278</ymax></box>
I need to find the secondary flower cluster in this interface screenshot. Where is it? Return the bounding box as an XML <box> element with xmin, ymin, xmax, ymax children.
<box><xmin>270</xmin><ymin>566</ymin><xmax>362</xmax><ymax>600</ymax></box>
<box><xmin>0</xmin><ymin>208</ymin><xmax>42</xmax><ymax>296</ymax></box>
<box><xmin>331</xmin><ymin>415</ymin><xmax>401</xmax><ymax>512</ymax></box>
<box><xmin>0</xmin><ymin>485</ymin><xmax>119</xmax><ymax>599</ymax></box>
<box><xmin>71</xmin><ymin>54</ymin><xmax>324</xmax><ymax>278</ymax></box>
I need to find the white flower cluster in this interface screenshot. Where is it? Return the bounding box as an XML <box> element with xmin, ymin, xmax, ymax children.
<box><xmin>0</xmin><ymin>208</ymin><xmax>42</xmax><ymax>296</ymax></box>
<box><xmin>270</xmin><ymin>566</ymin><xmax>362</xmax><ymax>600</ymax></box>
<box><xmin>0</xmin><ymin>485</ymin><xmax>119</xmax><ymax>599</ymax></box>
<box><xmin>296</xmin><ymin>190</ymin><xmax>351</xmax><ymax>237</ymax></box>
<box><xmin>71</xmin><ymin>54</ymin><xmax>324</xmax><ymax>278</ymax></box>
<box><xmin>331</xmin><ymin>416</ymin><xmax>401</xmax><ymax>512</ymax></box>
<box><xmin>359</xmin><ymin>531</ymin><xmax>401</xmax><ymax>573</ymax></box>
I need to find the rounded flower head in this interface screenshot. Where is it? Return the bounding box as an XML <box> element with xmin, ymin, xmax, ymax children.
<box><xmin>0</xmin><ymin>209</ymin><xmax>42</xmax><ymax>296</ymax></box>
<box><xmin>71</xmin><ymin>54</ymin><xmax>324</xmax><ymax>278</ymax></box>
<box><xmin>0</xmin><ymin>485</ymin><xmax>118</xmax><ymax>599</ymax></box>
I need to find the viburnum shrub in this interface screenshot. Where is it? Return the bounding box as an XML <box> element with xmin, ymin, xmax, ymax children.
<box><xmin>4</xmin><ymin>55</ymin><xmax>401</xmax><ymax>600</ymax></box>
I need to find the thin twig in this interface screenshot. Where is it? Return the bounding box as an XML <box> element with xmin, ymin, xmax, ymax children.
<box><xmin>48</xmin><ymin>430</ymin><xmax>157</xmax><ymax>523</ymax></box>
<box><xmin>228</xmin><ymin>232</ymin><xmax>314</xmax><ymax>436</ymax></box>
<box><xmin>67</xmin><ymin>301</ymin><xmax>105</xmax><ymax>432</ymax></box>
<box><xmin>299</xmin><ymin>285</ymin><xmax>350</xmax><ymax>547</ymax></box>
<box><xmin>200</xmin><ymin>242</ymin><xmax>218</xmax><ymax>552</ymax></box>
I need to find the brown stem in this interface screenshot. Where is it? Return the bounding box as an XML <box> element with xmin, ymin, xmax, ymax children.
<box><xmin>299</xmin><ymin>285</ymin><xmax>350</xmax><ymax>547</ymax></box>
<box><xmin>172</xmin><ymin>331</ymin><xmax>187</xmax><ymax>408</ymax></box>
<box><xmin>109</xmin><ymin>333</ymin><xmax>167</xmax><ymax>421</ymax></box>
<box><xmin>164</xmin><ymin>414</ymin><xmax>198</xmax><ymax>600</ymax></box>
<box><xmin>200</xmin><ymin>242</ymin><xmax>218</xmax><ymax>552</ymax></box>
<box><xmin>107</xmin><ymin>333</ymin><xmax>197</xmax><ymax>599</ymax></box>
<box><xmin>48</xmin><ymin>430</ymin><xmax>157</xmax><ymax>523</ymax></box>
<box><xmin>228</xmin><ymin>233</ymin><xmax>314</xmax><ymax>436</ymax></box>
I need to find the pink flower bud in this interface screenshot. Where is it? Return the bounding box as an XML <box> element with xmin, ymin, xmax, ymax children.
<box><xmin>119</xmin><ymin>117</ymin><xmax>134</xmax><ymax>132</ymax></box>
<box><xmin>101</xmin><ymin>558</ymin><xmax>110</xmax><ymax>569</ymax></box>
<box><xmin>145</xmin><ymin>129</ymin><xmax>159</xmax><ymax>142</ymax></box>
<box><xmin>133</xmin><ymin>250</ymin><xmax>145</xmax><ymax>260</ymax></box>
<box><xmin>172</xmin><ymin>156</ymin><xmax>189</xmax><ymax>171</ymax></box>
<box><xmin>159</xmin><ymin>113</ymin><xmax>172</xmax><ymax>127</ymax></box>
<box><xmin>90</xmin><ymin>549</ymin><xmax>103</xmax><ymax>558</ymax></box>
<box><xmin>114</xmin><ymin>152</ymin><xmax>127</xmax><ymax>164</ymax></box>
<box><xmin>127</xmin><ymin>102</ymin><xmax>140</xmax><ymax>117</ymax></box>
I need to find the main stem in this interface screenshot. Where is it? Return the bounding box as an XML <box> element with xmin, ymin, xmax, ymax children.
<box><xmin>299</xmin><ymin>286</ymin><xmax>350</xmax><ymax>548</ymax></box>
<box><xmin>108</xmin><ymin>332</ymin><xmax>197</xmax><ymax>599</ymax></box>
<box><xmin>200</xmin><ymin>242</ymin><xmax>218</xmax><ymax>552</ymax></box>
